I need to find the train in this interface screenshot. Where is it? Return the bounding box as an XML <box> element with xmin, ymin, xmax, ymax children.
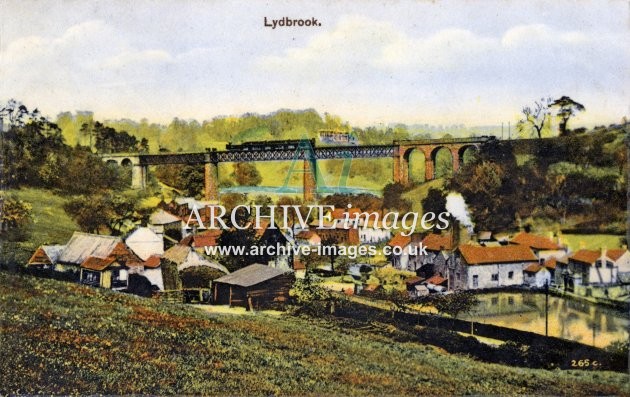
<box><xmin>225</xmin><ymin>139</ymin><xmax>315</xmax><ymax>151</ymax></box>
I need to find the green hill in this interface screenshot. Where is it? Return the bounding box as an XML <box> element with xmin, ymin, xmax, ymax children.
<box><xmin>1</xmin><ymin>272</ymin><xmax>628</xmax><ymax>395</ymax></box>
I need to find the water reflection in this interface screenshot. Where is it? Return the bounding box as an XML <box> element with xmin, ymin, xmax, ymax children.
<box><xmin>462</xmin><ymin>292</ymin><xmax>629</xmax><ymax>348</ymax></box>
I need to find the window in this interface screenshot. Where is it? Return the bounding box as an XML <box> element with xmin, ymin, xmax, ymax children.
<box><xmin>491</xmin><ymin>297</ymin><xmax>499</xmax><ymax>305</ymax></box>
<box><xmin>472</xmin><ymin>275</ymin><xmax>479</xmax><ymax>288</ymax></box>
<box><xmin>508</xmin><ymin>297</ymin><xmax>514</xmax><ymax>305</ymax></box>
<box><xmin>491</xmin><ymin>273</ymin><xmax>499</xmax><ymax>282</ymax></box>
<box><xmin>508</xmin><ymin>271</ymin><xmax>514</xmax><ymax>279</ymax></box>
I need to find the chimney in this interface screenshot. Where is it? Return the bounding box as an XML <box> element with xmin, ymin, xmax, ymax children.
<box><xmin>601</xmin><ymin>246</ymin><xmax>607</xmax><ymax>260</ymax></box>
<box><xmin>579</xmin><ymin>240</ymin><xmax>586</xmax><ymax>249</ymax></box>
<box><xmin>451</xmin><ymin>219</ymin><xmax>460</xmax><ymax>248</ymax></box>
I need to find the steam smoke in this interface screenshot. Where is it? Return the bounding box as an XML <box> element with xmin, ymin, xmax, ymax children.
<box><xmin>445</xmin><ymin>192</ymin><xmax>474</xmax><ymax>233</ymax></box>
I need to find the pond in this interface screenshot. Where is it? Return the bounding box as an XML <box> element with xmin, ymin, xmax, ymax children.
<box><xmin>461</xmin><ymin>291</ymin><xmax>629</xmax><ymax>348</ymax></box>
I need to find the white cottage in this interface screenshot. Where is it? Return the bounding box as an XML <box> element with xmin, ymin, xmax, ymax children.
<box><xmin>453</xmin><ymin>244</ymin><xmax>538</xmax><ymax>290</ymax></box>
<box><xmin>126</xmin><ymin>227</ymin><xmax>164</xmax><ymax>261</ymax></box>
<box><xmin>523</xmin><ymin>263</ymin><xmax>552</xmax><ymax>288</ymax></box>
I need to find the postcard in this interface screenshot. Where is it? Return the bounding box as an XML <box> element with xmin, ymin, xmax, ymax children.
<box><xmin>0</xmin><ymin>1</ymin><xmax>628</xmax><ymax>395</ymax></box>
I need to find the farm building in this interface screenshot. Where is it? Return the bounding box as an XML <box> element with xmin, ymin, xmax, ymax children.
<box><xmin>212</xmin><ymin>264</ymin><xmax>294</xmax><ymax>310</ymax></box>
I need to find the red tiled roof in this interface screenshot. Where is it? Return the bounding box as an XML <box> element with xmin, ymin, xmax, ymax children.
<box><xmin>510</xmin><ymin>232</ymin><xmax>561</xmax><ymax>250</ymax></box>
<box><xmin>425</xmin><ymin>275</ymin><xmax>447</xmax><ymax>285</ymax></box>
<box><xmin>422</xmin><ymin>233</ymin><xmax>453</xmax><ymax>251</ymax></box>
<box><xmin>81</xmin><ymin>256</ymin><xmax>117</xmax><ymax>271</ymax></box>
<box><xmin>459</xmin><ymin>244</ymin><xmax>537</xmax><ymax>265</ymax></box>
<box><xmin>524</xmin><ymin>263</ymin><xmax>543</xmax><ymax>273</ymax></box>
<box><xmin>570</xmin><ymin>249</ymin><xmax>600</xmax><ymax>265</ymax></box>
<box><xmin>143</xmin><ymin>255</ymin><xmax>161</xmax><ymax>269</ymax></box>
<box><xmin>388</xmin><ymin>233</ymin><xmax>411</xmax><ymax>248</ymax></box>
<box><xmin>192</xmin><ymin>234</ymin><xmax>220</xmax><ymax>247</ymax></box>
<box><xmin>607</xmin><ymin>249</ymin><xmax>628</xmax><ymax>262</ymax></box>
<box><xmin>543</xmin><ymin>257</ymin><xmax>557</xmax><ymax>270</ymax></box>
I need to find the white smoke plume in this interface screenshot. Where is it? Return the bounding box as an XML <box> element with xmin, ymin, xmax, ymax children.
<box><xmin>445</xmin><ymin>192</ymin><xmax>474</xmax><ymax>233</ymax></box>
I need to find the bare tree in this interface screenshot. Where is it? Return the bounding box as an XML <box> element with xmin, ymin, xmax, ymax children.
<box><xmin>517</xmin><ymin>97</ymin><xmax>552</xmax><ymax>139</ymax></box>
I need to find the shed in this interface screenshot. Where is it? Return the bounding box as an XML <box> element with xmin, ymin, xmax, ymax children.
<box><xmin>212</xmin><ymin>264</ymin><xmax>294</xmax><ymax>310</ymax></box>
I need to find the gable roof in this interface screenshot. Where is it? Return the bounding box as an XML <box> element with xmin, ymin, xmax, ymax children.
<box><xmin>142</xmin><ymin>254</ymin><xmax>161</xmax><ymax>269</ymax></box>
<box><xmin>388</xmin><ymin>233</ymin><xmax>411</xmax><ymax>248</ymax></box>
<box><xmin>570</xmin><ymin>249</ymin><xmax>600</xmax><ymax>265</ymax></box>
<box><xmin>163</xmin><ymin>244</ymin><xmax>228</xmax><ymax>273</ymax></box>
<box><xmin>213</xmin><ymin>264</ymin><xmax>289</xmax><ymax>287</ymax></box>
<box><xmin>607</xmin><ymin>249</ymin><xmax>628</xmax><ymax>262</ymax></box>
<box><xmin>149</xmin><ymin>209</ymin><xmax>181</xmax><ymax>225</ymax></box>
<box><xmin>180</xmin><ymin>230</ymin><xmax>222</xmax><ymax>248</ymax></box>
<box><xmin>422</xmin><ymin>233</ymin><xmax>453</xmax><ymax>251</ymax></box>
<box><xmin>510</xmin><ymin>232</ymin><xmax>561</xmax><ymax>250</ymax></box>
<box><xmin>126</xmin><ymin>227</ymin><xmax>162</xmax><ymax>244</ymax></box>
<box><xmin>458</xmin><ymin>244</ymin><xmax>537</xmax><ymax>265</ymax></box>
<box><xmin>524</xmin><ymin>263</ymin><xmax>543</xmax><ymax>273</ymax></box>
<box><xmin>28</xmin><ymin>245</ymin><xmax>65</xmax><ymax>265</ymax></box>
<box><xmin>58</xmin><ymin>232</ymin><xmax>122</xmax><ymax>265</ymax></box>
<box><xmin>543</xmin><ymin>257</ymin><xmax>557</xmax><ymax>270</ymax></box>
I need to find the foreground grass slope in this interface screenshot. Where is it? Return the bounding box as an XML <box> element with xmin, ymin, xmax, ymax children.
<box><xmin>1</xmin><ymin>272</ymin><xmax>628</xmax><ymax>395</ymax></box>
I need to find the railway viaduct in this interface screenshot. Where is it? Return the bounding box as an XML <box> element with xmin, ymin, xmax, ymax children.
<box><xmin>100</xmin><ymin>136</ymin><xmax>494</xmax><ymax>202</ymax></box>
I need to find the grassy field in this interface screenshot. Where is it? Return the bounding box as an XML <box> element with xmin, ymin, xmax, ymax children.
<box><xmin>561</xmin><ymin>233</ymin><xmax>625</xmax><ymax>251</ymax></box>
<box><xmin>2</xmin><ymin>188</ymin><xmax>79</xmax><ymax>266</ymax></box>
<box><xmin>1</xmin><ymin>271</ymin><xmax>628</xmax><ymax>395</ymax></box>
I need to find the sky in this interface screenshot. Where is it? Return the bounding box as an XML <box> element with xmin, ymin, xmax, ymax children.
<box><xmin>1</xmin><ymin>0</ymin><xmax>628</xmax><ymax>128</ymax></box>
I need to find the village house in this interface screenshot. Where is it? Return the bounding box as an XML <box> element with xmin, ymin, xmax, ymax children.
<box><xmin>562</xmin><ymin>248</ymin><xmax>629</xmax><ymax>289</ymax></box>
<box><xmin>212</xmin><ymin>263</ymin><xmax>295</xmax><ymax>310</ymax></box>
<box><xmin>125</xmin><ymin>227</ymin><xmax>164</xmax><ymax>261</ymax></box>
<box><xmin>27</xmin><ymin>232</ymin><xmax>168</xmax><ymax>291</ymax></box>
<box><xmin>255</xmin><ymin>221</ymin><xmax>294</xmax><ymax>270</ymax></box>
<box><xmin>326</xmin><ymin>208</ymin><xmax>391</xmax><ymax>245</ymax></box>
<box><xmin>387</xmin><ymin>233</ymin><xmax>412</xmax><ymax>270</ymax></box>
<box><xmin>49</xmin><ymin>232</ymin><xmax>125</xmax><ymax>280</ymax></box>
<box><xmin>148</xmin><ymin>209</ymin><xmax>183</xmax><ymax>244</ymax></box>
<box><xmin>417</xmin><ymin>232</ymin><xmax>455</xmax><ymax>278</ymax></box>
<box><xmin>313</xmin><ymin>219</ymin><xmax>360</xmax><ymax>245</ymax></box>
<box><xmin>452</xmin><ymin>244</ymin><xmax>538</xmax><ymax>290</ymax></box>
<box><xmin>523</xmin><ymin>263</ymin><xmax>552</xmax><ymax>288</ymax></box>
<box><xmin>26</xmin><ymin>245</ymin><xmax>65</xmax><ymax>271</ymax></box>
<box><xmin>180</xmin><ymin>229</ymin><xmax>222</xmax><ymax>253</ymax></box>
<box><xmin>509</xmin><ymin>232</ymin><xmax>568</xmax><ymax>260</ymax></box>
<box><xmin>295</xmin><ymin>230</ymin><xmax>321</xmax><ymax>246</ymax></box>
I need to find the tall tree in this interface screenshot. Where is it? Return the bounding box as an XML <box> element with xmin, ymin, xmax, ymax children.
<box><xmin>551</xmin><ymin>96</ymin><xmax>585</xmax><ymax>136</ymax></box>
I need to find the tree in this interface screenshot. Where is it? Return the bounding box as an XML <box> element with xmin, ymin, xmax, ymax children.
<box><xmin>551</xmin><ymin>96</ymin><xmax>585</xmax><ymax>136</ymax></box>
<box><xmin>289</xmin><ymin>272</ymin><xmax>338</xmax><ymax>316</ymax></box>
<box><xmin>382</xmin><ymin>182</ymin><xmax>411</xmax><ymax>212</ymax></box>
<box><xmin>232</xmin><ymin>162</ymin><xmax>262</xmax><ymax>186</ymax></box>
<box><xmin>321</xmin><ymin>236</ymin><xmax>340</xmax><ymax>273</ymax></box>
<box><xmin>517</xmin><ymin>97</ymin><xmax>552</xmax><ymax>139</ymax></box>
<box><xmin>431</xmin><ymin>290</ymin><xmax>479</xmax><ymax>319</ymax></box>
<box><xmin>0</xmin><ymin>195</ymin><xmax>32</xmax><ymax>233</ymax></box>
<box><xmin>63</xmin><ymin>193</ymin><xmax>138</xmax><ymax>235</ymax></box>
<box><xmin>422</xmin><ymin>188</ymin><xmax>447</xmax><ymax>215</ymax></box>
